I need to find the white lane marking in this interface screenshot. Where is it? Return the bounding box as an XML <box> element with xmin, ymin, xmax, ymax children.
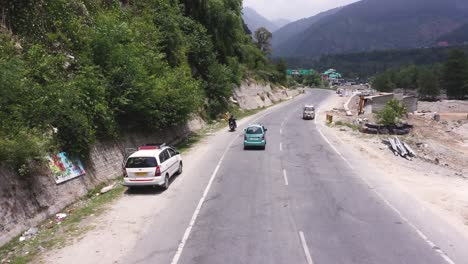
<box><xmin>280</xmin><ymin>128</ymin><xmax>283</xmax><ymax>135</ymax></box>
<box><xmin>170</xmin><ymin>135</ymin><xmax>239</xmax><ymax>264</ymax></box>
<box><xmin>283</xmin><ymin>169</ymin><xmax>289</xmax><ymax>186</ymax></box>
<box><xmin>314</xmin><ymin>124</ymin><xmax>456</xmax><ymax>264</ymax></box>
<box><xmin>171</xmin><ymin>100</ymin><xmax>290</xmax><ymax>264</ymax></box>
<box><xmin>280</xmin><ymin>142</ymin><xmax>283</xmax><ymax>151</ymax></box>
<box><xmin>299</xmin><ymin>231</ymin><xmax>315</xmax><ymax>264</ymax></box>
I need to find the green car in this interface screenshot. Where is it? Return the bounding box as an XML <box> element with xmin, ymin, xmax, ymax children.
<box><xmin>244</xmin><ymin>124</ymin><xmax>267</xmax><ymax>150</ymax></box>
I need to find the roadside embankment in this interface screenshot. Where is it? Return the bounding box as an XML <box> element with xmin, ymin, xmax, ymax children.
<box><xmin>234</xmin><ymin>79</ymin><xmax>301</xmax><ymax>110</ymax></box>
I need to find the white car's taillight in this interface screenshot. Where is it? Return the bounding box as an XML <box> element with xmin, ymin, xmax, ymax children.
<box><xmin>155</xmin><ymin>166</ymin><xmax>161</xmax><ymax>176</ymax></box>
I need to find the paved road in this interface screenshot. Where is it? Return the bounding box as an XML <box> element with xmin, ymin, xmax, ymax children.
<box><xmin>124</xmin><ymin>90</ymin><xmax>451</xmax><ymax>264</ymax></box>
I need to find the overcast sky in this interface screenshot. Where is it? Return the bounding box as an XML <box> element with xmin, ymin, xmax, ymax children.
<box><xmin>243</xmin><ymin>0</ymin><xmax>359</xmax><ymax>21</ymax></box>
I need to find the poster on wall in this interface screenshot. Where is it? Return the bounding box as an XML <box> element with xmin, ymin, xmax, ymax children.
<box><xmin>47</xmin><ymin>152</ymin><xmax>86</xmax><ymax>184</ymax></box>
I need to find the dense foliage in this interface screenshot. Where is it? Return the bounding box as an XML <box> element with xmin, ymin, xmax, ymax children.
<box><xmin>0</xmin><ymin>0</ymin><xmax>285</xmax><ymax>169</ymax></box>
<box><xmin>371</xmin><ymin>50</ymin><xmax>468</xmax><ymax>100</ymax></box>
<box><xmin>283</xmin><ymin>45</ymin><xmax>468</xmax><ymax>80</ymax></box>
<box><xmin>372</xmin><ymin>50</ymin><xmax>468</xmax><ymax>100</ymax></box>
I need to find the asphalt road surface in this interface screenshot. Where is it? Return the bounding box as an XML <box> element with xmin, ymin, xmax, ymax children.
<box><xmin>124</xmin><ymin>89</ymin><xmax>453</xmax><ymax>264</ymax></box>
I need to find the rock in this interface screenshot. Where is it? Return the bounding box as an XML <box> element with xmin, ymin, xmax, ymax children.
<box><xmin>19</xmin><ymin>237</ymin><xmax>26</xmax><ymax>242</ymax></box>
<box><xmin>24</xmin><ymin>227</ymin><xmax>38</xmax><ymax>237</ymax></box>
<box><xmin>14</xmin><ymin>42</ymin><xmax>23</xmax><ymax>53</ymax></box>
<box><xmin>100</xmin><ymin>183</ymin><xmax>116</xmax><ymax>194</ymax></box>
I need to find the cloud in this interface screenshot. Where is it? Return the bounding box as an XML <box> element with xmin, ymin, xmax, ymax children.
<box><xmin>243</xmin><ymin>0</ymin><xmax>359</xmax><ymax>20</ymax></box>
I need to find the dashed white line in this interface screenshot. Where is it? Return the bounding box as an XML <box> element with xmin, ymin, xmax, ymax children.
<box><xmin>280</xmin><ymin>142</ymin><xmax>283</xmax><ymax>151</ymax></box>
<box><xmin>299</xmin><ymin>231</ymin><xmax>315</xmax><ymax>264</ymax></box>
<box><xmin>283</xmin><ymin>169</ymin><xmax>289</xmax><ymax>186</ymax></box>
<box><xmin>314</xmin><ymin>121</ymin><xmax>456</xmax><ymax>264</ymax></box>
<box><xmin>280</xmin><ymin>128</ymin><xmax>283</xmax><ymax>135</ymax></box>
<box><xmin>170</xmin><ymin>135</ymin><xmax>239</xmax><ymax>264</ymax></box>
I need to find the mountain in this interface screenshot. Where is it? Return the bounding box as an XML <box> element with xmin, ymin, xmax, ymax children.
<box><xmin>272</xmin><ymin>18</ymin><xmax>290</xmax><ymax>29</ymax></box>
<box><xmin>242</xmin><ymin>7</ymin><xmax>278</xmax><ymax>33</ymax></box>
<box><xmin>437</xmin><ymin>23</ymin><xmax>468</xmax><ymax>45</ymax></box>
<box><xmin>274</xmin><ymin>0</ymin><xmax>468</xmax><ymax>58</ymax></box>
<box><xmin>272</xmin><ymin>7</ymin><xmax>341</xmax><ymax>52</ymax></box>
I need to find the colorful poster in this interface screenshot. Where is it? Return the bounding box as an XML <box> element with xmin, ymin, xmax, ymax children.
<box><xmin>47</xmin><ymin>152</ymin><xmax>86</xmax><ymax>184</ymax></box>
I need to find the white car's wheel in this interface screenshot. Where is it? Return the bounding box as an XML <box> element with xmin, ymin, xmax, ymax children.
<box><xmin>162</xmin><ymin>174</ymin><xmax>169</xmax><ymax>190</ymax></box>
<box><xmin>177</xmin><ymin>162</ymin><xmax>183</xmax><ymax>175</ymax></box>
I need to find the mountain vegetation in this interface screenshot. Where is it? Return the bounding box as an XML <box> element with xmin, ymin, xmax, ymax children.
<box><xmin>273</xmin><ymin>0</ymin><xmax>468</xmax><ymax>57</ymax></box>
<box><xmin>272</xmin><ymin>7</ymin><xmax>341</xmax><ymax>52</ymax></box>
<box><xmin>283</xmin><ymin>45</ymin><xmax>468</xmax><ymax>80</ymax></box>
<box><xmin>0</xmin><ymin>0</ymin><xmax>285</xmax><ymax>170</ymax></box>
<box><xmin>371</xmin><ymin>49</ymin><xmax>468</xmax><ymax>100</ymax></box>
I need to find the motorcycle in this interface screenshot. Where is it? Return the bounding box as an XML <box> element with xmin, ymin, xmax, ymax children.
<box><xmin>229</xmin><ymin>119</ymin><xmax>237</xmax><ymax>132</ymax></box>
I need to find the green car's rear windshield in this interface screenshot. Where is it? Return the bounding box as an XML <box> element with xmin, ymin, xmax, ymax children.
<box><xmin>126</xmin><ymin>157</ymin><xmax>158</xmax><ymax>168</ymax></box>
<box><xmin>246</xmin><ymin>127</ymin><xmax>263</xmax><ymax>134</ymax></box>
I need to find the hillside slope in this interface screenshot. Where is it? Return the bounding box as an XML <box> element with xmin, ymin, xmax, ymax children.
<box><xmin>272</xmin><ymin>7</ymin><xmax>341</xmax><ymax>51</ymax></box>
<box><xmin>437</xmin><ymin>23</ymin><xmax>468</xmax><ymax>45</ymax></box>
<box><xmin>274</xmin><ymin>0</ymin><xmax>468</xmax><ymax>57</ymax></box>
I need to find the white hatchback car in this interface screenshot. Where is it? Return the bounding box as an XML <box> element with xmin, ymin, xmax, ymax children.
<box><xmin>123</xmin><ymin>144</ymin><xmax>182</xmax><ymax>189</ymax></box>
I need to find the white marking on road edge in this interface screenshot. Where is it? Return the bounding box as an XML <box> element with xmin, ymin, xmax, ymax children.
<box><xmin>299</xmin><ymin>231</ymin><xmax>314</xmax><ymax>264</ymax></box>
<box><xmin>280</xmin><ymin>142</ymin><xmax>283</xmax><ymax>151</ymax></box>
<box><xmin>170</xmin><ymin>135</ymin><xmax>239</xmax><ymax>264</ymax></box>
<box><xmin>171</xmin><ymin>106</ymin><xmax>279</xmax><ymax>264</ymax></box>
<box><xmin>283</xmin><ymin>169</ymin><xmax>289</xmax><ymax>186</ymax></box>
<box><xmin>315</xmin><ymin>124</ymin><xmax>456</xmax><ymax>264</ymax></box>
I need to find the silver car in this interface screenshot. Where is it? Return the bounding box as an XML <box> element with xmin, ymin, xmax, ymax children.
<box><xmin>303</xmin><ymin>105</ymin><xmax>316</xmax><ymax>120</ymax></box>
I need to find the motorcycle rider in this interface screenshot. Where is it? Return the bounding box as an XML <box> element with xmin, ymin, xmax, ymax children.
<box><xmin>228</xmin><ymin>113</ymin><xmax>237</xmax><ymax>130</ymax></box>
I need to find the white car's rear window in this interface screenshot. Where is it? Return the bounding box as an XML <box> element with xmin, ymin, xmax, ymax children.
<box><xmin>126</xmin><ymin>157</ymin><xmax>158</xmax><ymax>168</ymax></box>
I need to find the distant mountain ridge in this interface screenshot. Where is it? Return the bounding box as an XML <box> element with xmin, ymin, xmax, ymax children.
<box><xmin>273</xmin><ymin>0</ymin><xmax>468</xmax><ymax>58</ymax></box>
<box><xmin>272</xmin><ymin>7</ymin><xmax>342</xmax><ymax>52</ymax></box>
<box><xmin>242</xmin><ymin>7</ymin><xmax>280</xmax><ymax>33</ymax></box>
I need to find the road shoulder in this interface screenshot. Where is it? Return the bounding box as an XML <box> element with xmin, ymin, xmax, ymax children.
<box><xmin>315</xmin><ymin>91</ymin><xmax>468</xmax><ymax>263</ymax></box>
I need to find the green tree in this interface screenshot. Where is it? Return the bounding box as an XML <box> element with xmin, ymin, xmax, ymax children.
<box><xmin>274</xmin><ymin>59</ymin><xmax>288</xmax><ymax>85</ymax></box>
<box><xmin>395</xmin><ymin>64</ymin><xmax>418</xmax><ymax>90</ymax></box>
<box><xmin>418</xmin><ymin>68</ymin><xmax>440</xmax><ymax>100</ymax></box>
<box><xmin>372</xmin><ymin>71</ymin><xmax>395</xmax><ymax>92</ymax></box>
<box><xmin>254</xmin><ymin>27</ymin><xmax>272</xmax><ymax>54</ymax></box>
<box><xmin>443</xmin><ymin>50</ymin><xmax>468</xmax><ymax>99</ymax></box>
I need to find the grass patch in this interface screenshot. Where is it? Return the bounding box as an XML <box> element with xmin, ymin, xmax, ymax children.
<box><xmin>0</xmin><ymin>181</ymin><xmax>125</xmax><ymax>264</ymax></box>
<box><xmin>334</xmin><ymin>121</ymin><xmax>361</xmax><ymax>131</ymax></box>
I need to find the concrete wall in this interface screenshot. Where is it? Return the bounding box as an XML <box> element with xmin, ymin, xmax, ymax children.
<box><xmin>0</xmin><ymin>117</ymin><xmax>205</xmax><ymax>247</ymax></box>
<box><xmin>234</xmin><ymin>80</ymin><xmax>301</xmax><ymax>110</ymax></box>
<box><xmin>401</xmin><ymin>96</ymin><xmax>418</xmax><ymax>113</ymax></box>
<box><xmin>368</xmin><ymin>94</ymin><xmax>395</xmax><ymax>113</ymax></box>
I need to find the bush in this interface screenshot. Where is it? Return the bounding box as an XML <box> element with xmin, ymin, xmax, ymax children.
<box><xmin>376</xmin><ymin>99</ymin><xmax>407</xmax><ymax>126</ymax></box>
